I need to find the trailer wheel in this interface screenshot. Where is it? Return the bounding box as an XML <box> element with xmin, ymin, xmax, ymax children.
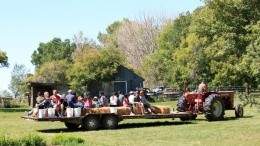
<box><xmin>82</xmin><ymin>116</ymin><xmax>100</xmax><ymax>130</ymax></box>
<box><xmin>64</xmin><ymin>122</ymin><xmax>80</xmax><ymax>130</ymax></box>
<box><xmin>177</xmin><ymin>96</ymin><xmax>187</xmax><ymax>112</ymax></box>
<box><xmin>102</xmin><ymin>115</ymin><xmax>118</xmax><ymax>129</ymax></box>
<box><xmin>204</xmin><ymin>94</ymin><xmax>225</xmax><ymax>121</ymax></box>
<box><xmin>235</xmin><ymin>104</ymin><xmax>244</xmax><ymax>118</ymax></box>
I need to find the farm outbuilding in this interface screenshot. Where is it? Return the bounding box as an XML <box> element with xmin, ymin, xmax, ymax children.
<box><xmin>101</xmin><ymin>66</ymin><xmax>144</xmax><ymax>95</ymax></box>
<box><xmin>28</xmin><ymin>82</ymin><xmax>69</xmax><ymax>107</ymax></box>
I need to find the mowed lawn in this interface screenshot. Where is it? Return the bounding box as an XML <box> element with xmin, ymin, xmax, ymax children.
<box><xmin>0</xmin><ymin>100</ymin><xmax>260</xmax><ymax>146</ymax></box>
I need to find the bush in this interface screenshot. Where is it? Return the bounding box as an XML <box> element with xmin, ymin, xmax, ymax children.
<box><xmin>51</xmin><ymin>134</ymin><xmax>84</xmax><ymax>146</ymax></box>
<box><xmin>19</xmin><ymin>134</ymin><xmax>46</xmax><ymax>146</ymax></box>
<box><xmin>0</xmin><ymin>135</ymin><xmax>46</xmax><ymax>146</ymax></box>
<box><xmin>0</xmin><ymin>98</ymin><xmax>28</xmax><ymax>108</ymax></box>
<box><xmin>236</xmin><ymin>92</ymin><xmax>259</xmax><ymax>107</ymax></box>
<box><xmin>0</xmin><ymin>108</ymin><xmax>29</xmax><ymax>112</ymax></box>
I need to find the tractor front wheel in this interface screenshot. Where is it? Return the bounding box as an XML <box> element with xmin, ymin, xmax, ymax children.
<box><xmin>204</xmin><ymin>94</ymin><xmax>225</xmax><ymax>121</ymax></box>
<box><xmin>235</xmin><ymin>104</ymin><xmax>244</xmax><ymax>118</ymax></box>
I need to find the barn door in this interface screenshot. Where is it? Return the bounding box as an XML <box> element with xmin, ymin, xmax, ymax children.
<box><xmin>113</xmin><ymin>81</ymin><xmax>127</xmax><ymax>94</ymax></box>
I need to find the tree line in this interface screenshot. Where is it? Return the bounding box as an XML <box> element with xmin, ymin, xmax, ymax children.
<box><xmin>4</xmin><ymin>0</ymin><xmax>260</xmax><ymax>97</ymax></box>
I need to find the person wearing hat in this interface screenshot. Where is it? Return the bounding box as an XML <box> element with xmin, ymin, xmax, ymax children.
<box><xmin>92</xmin><ymin>96</ymin><xmax>100</xmax><ymax>108</ymax></box>
<box><xmin>65</xmin><ymin>90</ymin><xmax>77</xmax><ymax>108</ymax></box>
<box><xmin>198</xmin><ymin>82</ymin><xmax>208</xmax><ymax>93</ymax></box>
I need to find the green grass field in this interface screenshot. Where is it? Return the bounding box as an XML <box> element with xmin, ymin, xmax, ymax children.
<box><xmin>0</xmin><ymin>101</ymin><xmax>260</xmax><ymax>146</ymax></box>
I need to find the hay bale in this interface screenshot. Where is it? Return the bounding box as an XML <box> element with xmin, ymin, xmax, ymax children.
<box><xmin>133</xmin><ymin>103</ymin><xmax>144</xmax><ymax>115</ymax></box>
<box><xmin>85</xmin><ymin>107</ymin><xmax>110</xmax><ymax>114</ymax></box>
<box><xmin>152</xmin><ymin>106</ymin><xmax>171</xmax><ymax>114</ymax></box>
<box><xmin>151</xmin><ymin>106</ymin><xmax>161</xmax><ymax>114</ymax></box>
<box><xmin>117</xmin><ymin>107</ymin><xmax>131</xmax><ymax>115</ymax></box>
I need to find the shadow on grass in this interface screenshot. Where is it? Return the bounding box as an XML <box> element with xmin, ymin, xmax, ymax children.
<box><xmin>38</xmin><ymin>121</ymin><xmax>194</xmax><ymax>133</ymax></box>
<box><xmin>194</xmin><ymin>115</ymin><xmax>253</xmax><ymax>122</ymax></box>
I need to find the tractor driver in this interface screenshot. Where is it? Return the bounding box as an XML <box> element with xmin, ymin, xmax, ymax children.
<box><xmin>198</xmin><ymin>82</ymin><xmax>208</xmax><ymax>93</ymax></box>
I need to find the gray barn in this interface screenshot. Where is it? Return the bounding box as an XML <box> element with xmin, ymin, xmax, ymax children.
<box><xmin>101</xmin><ymin>66</ymin><xmax>144</xmax><ymax>95</ymax></box>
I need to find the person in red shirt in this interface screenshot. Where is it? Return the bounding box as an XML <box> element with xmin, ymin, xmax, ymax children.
<box><xmin>50</xmin><ymin>90</ymin><xmax>61</xmax><ymax>116</ymax></box>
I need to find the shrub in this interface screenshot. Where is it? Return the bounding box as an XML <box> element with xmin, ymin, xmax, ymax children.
<box><xmin>0</xmin><ymin>135</ymin><xmax>46</xmax><ymax>146</ymax></box>
<box><xmin>51</xmin><ymin>134</ymin><xmax>84</xmax><ymax>146</ymax></box>
<box><xmin>0</xmin><ymin>98</ymin><xmax>28</xmax><ymax>108</ymax></box>
<box><xmin>0</xmin><ymin>108</ymin><xmax>29</xmax><ymax>112</ymax></box>
<box><xmin>19</xmin><ymin>134</ymin><xmax>46</xmax><ymax>146</ymax></box>
<box><xmin>236</xmin><ymin>92</ymin><xmax>259</xmax><ymax>107</ymax></box>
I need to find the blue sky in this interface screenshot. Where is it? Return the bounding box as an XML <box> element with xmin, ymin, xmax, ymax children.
<box><xmin>0</xmin><ymin>0</ymin><xmax>203</xmax><ymax>91</ymax></box>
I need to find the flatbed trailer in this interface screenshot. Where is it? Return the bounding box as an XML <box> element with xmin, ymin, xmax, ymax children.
<box><xmin>22</xmin><ymin>111</ymin><xmax>194</xmax><ymax>130</ymax></box>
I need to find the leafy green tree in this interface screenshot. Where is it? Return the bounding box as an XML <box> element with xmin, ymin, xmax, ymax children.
<box><xmin>144</xmin><ymin>0</ymin><xmax>260</xmax><ymax>90</ymax></box>
<box><xmin>31</xmin><ymin>38</ymin><xmax>76</xmax><ymax>67</ymax></box>
<box><xmin>8</xmin><ymin>64</ymin><xmax>29</xmax><ymax>98</ymax></box>
<box><xmin>68</xmin><ymin>47</ymin><xmax>124</xmax><ymax>91</ymax></box>
<box><xmin>143</xmin><ymin>13</ymin><xmax>192</xmax><ymax>88</ymax></box>
<box><xmin>98</xmin><ymin>19</ymin><xmax>128</xmax><ymax>48</ymax></box>
<box><xmin>0</xmin><ymin>49</ymin><xmax>8</xmax><ymax>67</ymax></box>
<box><xmin>32</xmin><ymin>60</ymin><xmax>70</xmax><ymax>84</ymax></box>
<box><xmin>238</xmin><ymin>21</ymin><xmax>260</xmax><ymax>93</ymax></box>
<box><xmin>192</xmin><ymin>0</ymin><xmax>260</xmax><ymax>87</ymax></box>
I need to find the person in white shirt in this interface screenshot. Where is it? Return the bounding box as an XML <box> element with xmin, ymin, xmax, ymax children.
<box><xmin>128</xmin><ymin>91</ymin><xmax>135</xmax><ymax>104</ymax></box>
<box><xmin>128</xmin><ymin>91</ymin><xmax>136</xmax><ymax>115</ymax></box>
<box><xmin>110</xmin><ymin>92</ymin><xmax>118</xmax><ymax>107</ymax></box>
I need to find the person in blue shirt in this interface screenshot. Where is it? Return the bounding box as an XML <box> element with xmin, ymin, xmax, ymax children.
<box><xmin>66</xmin><ymin>90</ymin><xmax>77</xmax><ymax>108</ymax></box>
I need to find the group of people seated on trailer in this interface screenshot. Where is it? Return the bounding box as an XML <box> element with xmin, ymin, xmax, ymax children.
<box><xmin>31</xmin><ymin>88</ymin><xmax>153</xmax><ymax>117</ymax></box>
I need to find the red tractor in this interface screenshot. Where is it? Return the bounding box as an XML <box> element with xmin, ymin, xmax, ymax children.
<box><xmin>177</xmin><ymin>91</ymin><xmax>244</xmax><ymax>121</ymax></box>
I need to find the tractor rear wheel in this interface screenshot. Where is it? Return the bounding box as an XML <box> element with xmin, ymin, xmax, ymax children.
<box><xmin>204</xmin><ymin>94</ymin><xmax>225</xmax><ymax>121</ymax></box>
<box><xmin>64</xmin><ymin>122</ymin><xmax>80</xmax><ymax>130</ymax></box>
<box><xmin>177</xmin><ymin>96</ymin><xmax>187</xmax><ymax>112</ymax></box>
<box><xmin>235</xmin><ymin>104</ymin><xmax>244</xmax><ymax>118</ymax></box>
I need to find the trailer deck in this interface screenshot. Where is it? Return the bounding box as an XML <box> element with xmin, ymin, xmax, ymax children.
<box><xmin>22</xmin><ymin>111</ymin><xmax>193</xmax><ymax>122</ymax></box>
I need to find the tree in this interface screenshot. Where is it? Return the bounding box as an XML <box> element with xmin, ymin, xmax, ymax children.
<box><xmin>32</xmin><ymin>60</ymin><xmax>70</xmax><ymax>84</ymax></box>
<box><xmin>191</xmin><ymin>0</ymin><xmax>260</xmax><ymax>87</ymax></box>
<box><xmin>73</xmin><ymin>31</ymin><xmax>99</xmax><ymax>59</ymax></box>
<box><xmin>238</xmin><ymin>21</ymin><xmax>260</xmax><ymax>93</ymax></box>
<box><xmin>117</xmin><ymin>16</ymin><xmax>161</xmax><ymax>69</ymax></box>
<box><xmin>31</xmin><ymin>38</ymin><xmax>76</xmax><ymax>67</ymax></box>
<box><xmin>0</xmin><ymin>90</ymin><xmax>12</xmax><ymax>98</ymax></box>
<box><xmin>0</xmin><ymin>49</ymin><xmax>8</xmax><ymax>67</ymax></box>
<box><xmin>143</xmin><ymin>13</ymin><xmax>192</xmax><ymax>88</ymax></box>
<box><xmin>143</xmin><ymin>0</ymin><xmax>260</xmax><ymax>90</ymax></box>
<box><xmin>8</xmin><ymin>64</ymin><xmax>29</xmax><ymax>98</ymax></box>
<box><xmin>68</xmin><ymin>47</ymin><xmax>124</xmax><ymax>91</ymax></box>
<box><xmin>99</xmin><ymin>16</ymin><xmax>162</xmax><ymax>69</ymax></box>
<box><xmin>98</xmin><ymin>19</ymin><xmax>128</xmax><ymax>48</ymax></box>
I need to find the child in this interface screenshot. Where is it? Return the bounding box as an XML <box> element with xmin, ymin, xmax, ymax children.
<box><xmin>83</xmin><ymin>93</ymin><xmax>92</xmax><ymax>108</ymax></box>
<box><xmin>122</xmin><ymin>94</ymin><xmax>130</xmax><ymax>107</ymax></box>
<box><xmin>92</xmin><ymin>96</ymin><xmax>100</xmax><ymax>108</ymax></box>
